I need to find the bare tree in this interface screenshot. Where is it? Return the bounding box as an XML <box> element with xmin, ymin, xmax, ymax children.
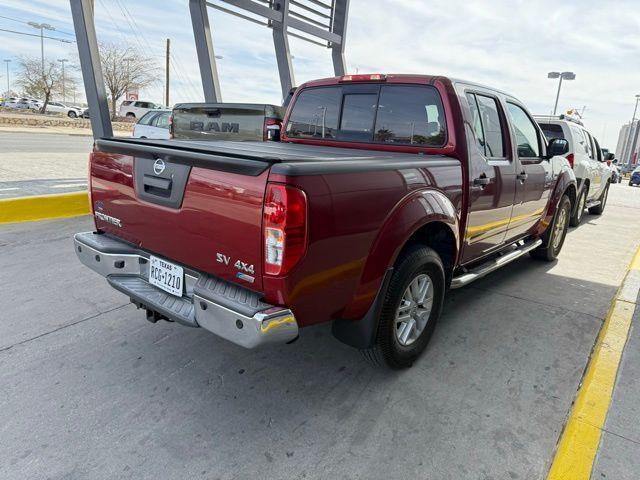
<box><xmin>99</xmin><ymin>43</ymin><xmax>158</xmax><ymax>119</ymax></box>
<box><xmin>16</xmin><ymin>57</ymin><xmax>62</xmax><ymax>113</ymax></box>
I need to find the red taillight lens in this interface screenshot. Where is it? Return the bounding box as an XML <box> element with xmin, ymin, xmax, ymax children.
<box><xmin>263</xmin><ymin>117</ymin><xmax>282</xmax><ymax>141</ymax></box>
<box><xmin>263</xmin><ymin>184</ymin><xmax>307</xmax><ymax>276</ymax></box>
<box><xmin>566</xmin><ymin>153</ymin><xmax>574</xmax><ymax>169</ymax></box>
<box><xmin>169</xmin><ymin>114</ymin><xmax>174</xmax><ymax>139</ymax></box>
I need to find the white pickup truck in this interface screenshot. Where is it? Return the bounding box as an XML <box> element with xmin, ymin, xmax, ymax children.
<box><xmin>536</xmin><ymin>115</ymin><xmax>612</xmax><ymax>226</ymax></box>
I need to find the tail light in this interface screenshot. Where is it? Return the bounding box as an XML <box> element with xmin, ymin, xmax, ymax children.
<box><xmin>263</xmin><ymin>183</ymin><xmax>307</xmax><ymax>276</ymax></box>
<box><xmin>566</xmin><ymin>153</ymin><xmax>574</xmax><ymax>169</ymax></box>
<box><xmin>606</xmin><ymin>159</ymin><xmax>612</xmax><ymax>166</ymax></box>
<box><xmin>169</xmin><ymin>114</ymin><xmax>174</xmax><ymax>139</ymax></box>
<box><xmin>264</xmin><ymin>117</ymin><xmax>282</xmax><ymax>141</ymax></box>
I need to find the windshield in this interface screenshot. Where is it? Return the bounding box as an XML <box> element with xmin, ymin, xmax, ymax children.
<box><xmin>286</xmin><ymin>84</ymin><xmax>447</xmax><ymax>147</ymax></box>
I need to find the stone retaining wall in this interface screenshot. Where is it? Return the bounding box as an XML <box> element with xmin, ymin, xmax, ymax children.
<box><xmin>0</xmin><ymin>111</ymin><xmax>133</xmax><ymax>132</ymax></box>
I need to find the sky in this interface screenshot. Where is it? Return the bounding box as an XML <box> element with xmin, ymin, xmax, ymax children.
<box><xmin>0</xmin><ymin>0</ymin><xmax>639</xmax><ymax>149</ymax></box>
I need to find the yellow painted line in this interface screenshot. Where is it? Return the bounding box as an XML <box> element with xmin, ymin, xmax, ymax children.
<box><xmin>630</xmin><ymin>247</ymin><xmax>640</xmax><ymax>271</ymax></box>
<box><xmin>0</xmin><ymin>191</ymin><xmax>90</xmax><ymax>224</ymax></box>
<box><xmin>547</xmin><ymin>244</ymin><xmax>640</xmax><ymax>480</ymax></box>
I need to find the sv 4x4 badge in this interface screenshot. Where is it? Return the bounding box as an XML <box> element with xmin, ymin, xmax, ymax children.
<box><xmin>216</xmin><ymin>253</ymin><xmax>255</xmax><ymax>283</ymax></box>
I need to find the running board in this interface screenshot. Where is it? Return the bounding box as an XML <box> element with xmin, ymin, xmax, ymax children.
<box><xmin>585</xmin><ymin>199</ymin><xmax>601</xmax><ymax>209</ymax></box>
<box><xmin>450</xmin><ymin>238</ymin><xmax>543</xmax><ymax>289</ymax></box>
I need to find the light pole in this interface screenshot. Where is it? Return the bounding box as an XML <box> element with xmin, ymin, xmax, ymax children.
<box><xmin>631</xmin><ymin>94</ymin><xmax>640</xmax><ymax>123</ymax></box>
<box><xmin>28</xmin><ymin>22</ymin><xmax>56</xmax><ymax>76</ymax></box>
<box><xmin>3</xmin><ymin>59</ymin><xmax>10</xmax><ymax>96</ymax></box>
<box><xmin>58</xmin><ymin>59</ymin><xmax>68</xmax><ymax>102</ymax></box>
<box><xmin>548</xmin><ymin>71</ymin><xmax>576</xmax><ymax>115</ymax></box>
<box><xmin>623</xmin><ymin>94</ymin><xmax>640</xmax><ymax>167</ymax></box>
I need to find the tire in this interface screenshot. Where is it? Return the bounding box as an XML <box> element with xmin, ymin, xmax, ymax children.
<box><xmin>67</xmin><ymin>110</ymin><xmax>77</xmax><ymax>118</ymax></box>
<box><xmin>588</xmin><ymin>182</ymin><xmax>609</xmax><ymax>215</ymax></box>
<box><xmin>569</xmin><ymin>187</ymin><xmax>586</xmax><ymax>227</ymax></box>
<box><xmin>361</xmin><ymin>245</ymin><xmax>445</xmax><ymax>369</ymax></box>
<box><xmin>126</xmin><ymin>112</ymin><xmax>136</xmax><ymax>119</ymax></box>
<box><xmin>531</xmin><ymin>195</ymin><xmax>571</xmax><ymax>262</ymax></box>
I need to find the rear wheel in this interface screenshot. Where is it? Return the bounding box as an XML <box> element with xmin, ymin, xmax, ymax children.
<box><xmin>569</xmin><ymin>187</ymin><xmax>586</xmax><ymax>227</ymax></box>
<box><xmin>126</xmin><ymin>112</ymin><xmax>136</xmax><ymax>119</ymax></box>
<box><xmin>531</xmin><ymin>195</ymin><xmax>571</xmax><ymax>261</ymax></box>
<box><xmin>361</xmin><ymin>245</ymin><xmax>445</xmax><ymax>369</ymax></box>
<box><xmin>67</xmin><ymin>110</ymin><xmax>77</xmax><ymax>118</ymax></box>
<box><xmin>589</xmin><ymin>182</ymin><xmax>609</xmax><ymax>215</ymax></box>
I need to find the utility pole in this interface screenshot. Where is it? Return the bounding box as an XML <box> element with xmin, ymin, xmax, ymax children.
<box><xmin>58</xmin><ymin>59</ymin><xmax>68</xmax><ymax>102</ymax></box>
<box><xmin>3</xmin><ymin>59</ymin><xmax>10</xmax><ymax>96</ymax></box>
<box><xmin>165</xmin><ymin>38</ymin><xmax>170</xmax><ymax>106</ymax></box>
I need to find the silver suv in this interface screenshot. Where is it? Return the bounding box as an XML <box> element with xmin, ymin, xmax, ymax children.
<box><xmin>535</xmin><ymin>115</ymin><xmax>612</xmax><ymax>225</ymax></box>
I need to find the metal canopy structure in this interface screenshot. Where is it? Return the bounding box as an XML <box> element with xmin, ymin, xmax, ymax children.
<box><xmin>69</xmin><ymin>0</ymin><xmax>350</xmax><ymax>139</ymax></box>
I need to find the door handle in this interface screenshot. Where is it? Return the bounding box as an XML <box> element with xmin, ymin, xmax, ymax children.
<box><xmin>517</xmin><ymin>172</ymin><xmax>528</xmax><ymax>182</ymax></box>
<box><xmin>473</xmin><ymin>175</ymin><xmax>490</xmax><ymax>187</ymax></box>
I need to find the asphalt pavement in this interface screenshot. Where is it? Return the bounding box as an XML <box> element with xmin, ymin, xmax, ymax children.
<box><xmin>0</xmin><ymin>130</ymin><xmax>93</xmax><ymax>197</ymax></box>
<box><xmin>1</xmin><ymin>183</ymin><xmax>640</xmax><ymax>479</ymax></box>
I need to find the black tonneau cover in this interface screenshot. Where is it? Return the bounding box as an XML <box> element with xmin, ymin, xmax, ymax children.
<box><xmin>95</xmin><ymin>138</ymin><xmax>459</xmax><ymax>177</ymax></box>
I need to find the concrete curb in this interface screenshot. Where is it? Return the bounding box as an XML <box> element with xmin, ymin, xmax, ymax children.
<box><xmin>0</xmin><ymin>192</ymin><xmax>90</xmax><ymax>225</ymax></box>
<box><xmin>547</xmin><ymin>246</ymin><xmax>640</xmax><ymax>479</ymax></box>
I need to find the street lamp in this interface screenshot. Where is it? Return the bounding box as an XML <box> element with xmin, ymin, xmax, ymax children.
<box><xmin>58</xmin><ymin>59</ymin><xmax>68</xmax><ymax>103</ymax></box>
<box><xmin>3</xmin><ymin>59</ymin><xmax>10</xmax><ymax>96</ymax></box>
<box><xmin>28</xmin><ymin>22</ymin><xmax>56</xmax><ymax>76</ymax></box>
<box><xmin>548</xmin><ymin>71</ymin><xmax>576</xmax><ymax>116</ymax></box>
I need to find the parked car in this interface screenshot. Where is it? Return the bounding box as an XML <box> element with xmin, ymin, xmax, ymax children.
<box><xmin>536</xmin><ymin>115</ymin><xmax>612</xmax><ymax>226</ymax></box>
<box><xmin>132</xmin><ymin>110</ymin><xmax>172</xmax><ymax>139</ymax></box>
<box><xmin>630</xmin><ymin>166</ymin><xmax>640</xmax><ymax>186</ymax></box>
<box><xmin>74</xmin><ymin>74</ymin><xmax>577</xmax><ymax>369</ymax></box>
<box><xmin>1</xmin><ymin>97</ymin><xmax>21</xmax><ymax>108</ymax></box>
<box><xmin>172</xmin><ymin>103</ymin><xmax>286</xmax><ymax>141</ymax></box>
<box><xmin>118</xmin><ymin>100</ymin><xmax>162</xmax><ymax>119</ymax></box>
<box><xmin>45</xmin><ymin>101</ymin><xmax>84</xmax><ymax>118</ymax></box>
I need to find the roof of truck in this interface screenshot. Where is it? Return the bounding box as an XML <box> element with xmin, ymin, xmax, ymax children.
<box><xmin>299</xmin><ymin>74</ymin><xmax>513</xmax><ymax>98</ymax></box>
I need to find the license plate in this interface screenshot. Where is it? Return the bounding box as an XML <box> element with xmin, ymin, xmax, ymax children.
<box><xmin>149</xmin><ymin>255</ymin><xmax>184</xmax><ymax>297</ymax></box>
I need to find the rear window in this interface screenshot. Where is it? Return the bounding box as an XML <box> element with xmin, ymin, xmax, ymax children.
<box><xmin>286</xmin><ymin>84</ymin><xmax>446</xmax><ymax>147</ymax></box>
<box><xmin>538</xmin><ymin>123</ymin><xmax>565</xmax><ymax>141</ymax></box>
<box><xmin>121</xmin><ymin>101</ymin><xmax>132</xmax><ymax>106</ymax></box>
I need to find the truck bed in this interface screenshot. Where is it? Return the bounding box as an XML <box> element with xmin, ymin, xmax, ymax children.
<box><xmin>96</xmin><ymin>138</ymin><xmax>459</xmax><ymax>176</ymax></box>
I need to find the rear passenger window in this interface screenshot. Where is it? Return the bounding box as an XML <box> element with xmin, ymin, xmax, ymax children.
<box><xmin>465</xmin><ymin>93</ymin><xmax>505</xmax><ymax>158</ymax></box>
<box><xmin>156</xmin><ymin>113</ymin><xmax>170</xmax><ymax>129</ymax></box>
<box><xmin>286</xmin><ymin>87</ymin><xmax>341</xmax><ymax>139</ymax></box>
<box><xmin>466</xmin><ymin>93</ymin><xmax>486</xmax><ymax>154</ymax></box>
<box><xmin>374</xmin><ymin>85</ymin><xmax>445</xmax><ymax>146</ymax></box>
<box><xmin>507</xmin><ymin>103</ymin><xmax>540</xmax><ymax>158</ymax></box>
<box><xmin>476</xmin><ymin>95</ymin><xmax>504</xmax><ymax>157</ymax></box>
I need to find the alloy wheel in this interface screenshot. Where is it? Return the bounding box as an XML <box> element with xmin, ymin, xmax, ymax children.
<box><xmin>395</xmin><ymin>274</ymin><xmax>434</xmax><ymax>346</ymax></box>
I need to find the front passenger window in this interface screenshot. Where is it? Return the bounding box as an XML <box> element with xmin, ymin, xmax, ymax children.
<box><xmin>506</xmin><ymin>103</ymin><xmax>540</xmax><ymax>158</ymax></box>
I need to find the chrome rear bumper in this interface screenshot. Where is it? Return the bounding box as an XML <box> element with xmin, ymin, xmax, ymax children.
<box><xmin>73</xmin><ymin>232</ymin><xmax>298</xmax><ymax>348</ymax></box>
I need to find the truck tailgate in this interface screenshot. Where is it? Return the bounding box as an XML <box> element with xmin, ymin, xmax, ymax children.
<box><xmin>172</xmin><ymin>103</ymin><xmax>284</xmax><ymax>141</ymax></box>
<box><xmin>90</xmin><ymin>138</ymin><xmax>273</xmax><ymax>290</ymax></box>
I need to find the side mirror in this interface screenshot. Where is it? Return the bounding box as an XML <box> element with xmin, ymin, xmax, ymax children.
<box><xmin>547</xmin><ymin>138</ymin><xmax>569</xmax><ymax>158</ymax></box>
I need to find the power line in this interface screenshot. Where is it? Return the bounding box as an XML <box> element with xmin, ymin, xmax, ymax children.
<box><xmin>0</xmin><ymin>27</ymin><xmax>74</xmax><ymax>43</ymax></box>
<box><xmin>0</xmin><ymin>13</ymin><xmax>75</xmax><ymax>37</ymax></box>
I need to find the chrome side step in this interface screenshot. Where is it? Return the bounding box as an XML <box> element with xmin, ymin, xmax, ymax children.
<box><xmin>450</xmin><ymin>238</ymin><xmax>543</xmax><ymax>289</ymax></box>
<box><xmin>585</xmin><ymin>199</ymin><xmax>601</xmax><ymax>209</ymax></box>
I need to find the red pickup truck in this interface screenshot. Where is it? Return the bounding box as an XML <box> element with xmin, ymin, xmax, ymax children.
<box><xmin>74</xmin><ymin>74</ymin><xmax>576</xmax><ymax>368</ymax></box>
